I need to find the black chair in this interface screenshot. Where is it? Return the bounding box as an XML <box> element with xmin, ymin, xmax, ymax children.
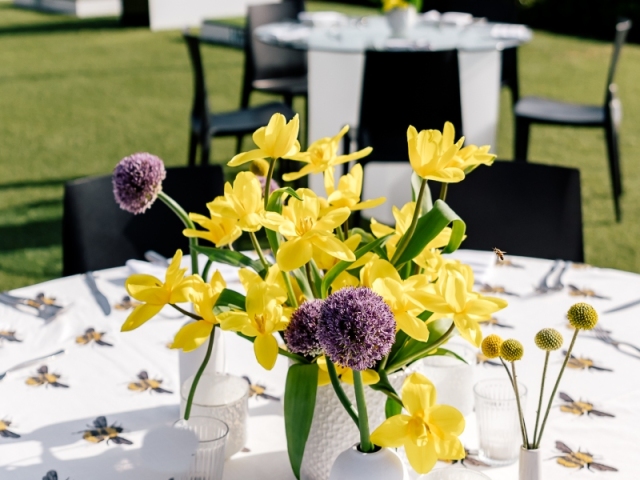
<box><xmin>439</xmin><ymin>161</ymin><xmax>584</xmax><ymax>262</ymax></box>
<box><xmin>514</xmin><ymin>19</ymin><xmax>631</xmax><ymax>222</ymax></box>
<box><xmin>62</xmin><ymin>166</ymin><xmax>224</xmax><ymax>276</ymax></box>
<box><xmin>355</xmin><ymin>49</ymin><xmax>463</xmax><ymax>165</ymax></box>
<box><xmin>184</xmin><ymin>33</ymin><xmax>295</xmax><ymax>166</ymax></box>
<box><xmin>240</xmin><ymin>2</ymin><xmax>308</xmax><ymax>151</ymax></box>
<box><xmin>424</xmin><ymin>0</ymin><xmax>520</xmax><ymax>102</ymax></box>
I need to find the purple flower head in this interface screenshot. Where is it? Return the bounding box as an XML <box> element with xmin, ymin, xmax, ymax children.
<box><xmin>112</xmin><ymin>152</ymin><xmax>166</xmax><ymax>214</ymax></box>
<box><xmin>285</xmin><ymin>299</ymin><xmax>324</xmax><ymax>357</ymax></box>
<box><xmin>318</xmin><ymin>287</ymin><xmax>396</xmax><ymax>371</ymax></box>
<box><xmin>258</xmin><ymin>175</ymin><xmax>280</xmax><ymax>196</ymax></box>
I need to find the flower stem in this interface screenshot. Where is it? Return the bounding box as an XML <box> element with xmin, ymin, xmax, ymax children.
<box><xmin>535</xmin><ymin>329</ymin><xmax>579</xmax><ymax>449</ymax></box>
<box><xmin>158</xmin><ymin>191</ymin><xmax>199</xmax><ymax>275</ymax></box>
<box><xmin>281</xmin><ymin>271</ymin><xmax>299</xmax><ymax>308</ymax></box>
<box><xmin>384</xmin><ymin>320</ymin><xmax>455</xmax><ymax>373</ymax></box>
<box><xmin>532</xmin><ymin>351</ymin><xmax>550</xmax><ymax>448</ymax></box>
<box><xmin>184</xmin><ymin>325</ymin><xmax>216</xmax><ymax>420</ymax></box>
<box><xmin>511</xmin><ymin>361</ymin><xmax>529</xmax><ymax>448</ymax></box>
<box><xmin>325</xmin><ymin>357</ymin><xmax>359</xmax><ymax>426</ymax></box>
<box><xmin>439</xmin><ymin>182</ymin><xmax>449</xmax><ymax>201</ymax></box>
<box><xmin>170</xmin><ymin>304</ymin><xmax>203</xmax><ymax>321</ymax></box>
<box><xmin>249</xmin><ymin>231</ymin><xmax>270</xmax><ymax>271</ymax></box>
<box><xmin>391</xmin><ymin>178</ymin><xmax>426</xmax><ymax>265</ymax></box>
<box><xmin>202</xmin><ymin>259</ymin><xmax>213</xmax><ymax>282</ymax></box>
<box><xmin>353</xmin><ymin>370</ymin><xmax>373</xmax><ymax>453</ymax></box>
<box><xmin>264</xmin><ymin>157</ymin><xmax>277</xmax><ymax>210</ymax></box>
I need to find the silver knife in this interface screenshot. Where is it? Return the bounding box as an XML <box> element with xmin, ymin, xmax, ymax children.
<box><xmin>85</xmin><ymin>272</ymin><xmax>111</xmax><ymax>316</ymax></box>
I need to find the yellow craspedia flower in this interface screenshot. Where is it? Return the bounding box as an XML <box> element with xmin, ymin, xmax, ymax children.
<box><xmin>534</xmin><ymin>328</ymin><xmax>563</xmax><ymax>351</ymax></box>
<box><xmin>567</xmin><ymin>303</ymin><xmax>598</xmax><ymax>330</ymax></box>
<box><xmin>481</xmin><ymin>334</ymin><xmax>503</xmax><ymax>359</ymax></box>
<box><xmin>500</xmin><ymin>339</ymin><xmax>524</xmax><ymax>362</ymax></box>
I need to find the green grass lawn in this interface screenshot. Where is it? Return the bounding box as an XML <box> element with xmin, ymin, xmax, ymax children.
<box><xmin>0</xmin><ymin>1</ymin><xmax>638</xmax><ymax>289</ymax></box>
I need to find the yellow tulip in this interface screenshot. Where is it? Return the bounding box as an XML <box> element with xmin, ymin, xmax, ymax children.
<box><xmin>282</xmin><ymin>125</ymin><xmax>372</xmax><ymax>182</ymax></box>
<box><xmin>417</xmin><ymin>262</ymin><xmax>508</xmax><ymax>347</ymax></box>
<box><xmin>208</xmin><ymin>172</ymin><xmax>265</xmax><ymax>232</ymax></box>
<box><xmin>370</xmin><ymin>201</ymin><xmax>415</xmax><ymax>258</ymax></box>
<box><xmin>316</xmin><ymin>356</ymin><xmax>380</xmax><ymax>386</ymax></box>
<box><xmin>218</xmin><ymin>283</ymin><xmax>289</xmax><ymax>370</ymax></box>
<box><xmin>229</xmin><ymin>113</ymin><xmax>300</xmax><ymax>166</ymax></box>
<box><xmin>382</xmin><ymin>0</ymin><xmax>409</xmax><ymax>12</ymax></box>
<box><xmin>365</xmin><ymin>259</ymin><xmax>433</xmax><ymax>342</ymax></box>
<box><xmin>238</xmin><ymin>266</ymin><xmax>288</xmax><ymax>305</ymax></box>
<box><xmin>456</xmin><ymin>144</ymin><xmax>496</xmax><ymax>171</ymax></box>
<box><xmin>122</xmin><ymin>250</ymin><xmax>202</xmax><ymax>332</ymax></box>
<box><xmin>324</xmin><ymin>163</ymin><xmax>385</xmax><ymax>212</ymax></box>
<box><xmin>171</xmin><ymin>270</ymin><xmax>226</xmax><ymax>352</ymax></box>
<box><xmin>407</xmin><ymin>123</ymin><xmax>466</xmax><ymax>183</ymax></box>
<box><xmin>183</xmin><ymin>209</ymin><xmax>242</xmax><ymax>248</ymax></box>
<box><xmin>371</xmin><ymin>373</ymin><xmax>465</xmax><ymax>474</ymax></box>
<box><xmin>263</xmin><ymin>189</ymin><xmax>355</xmax><ymax>271</ymax></box>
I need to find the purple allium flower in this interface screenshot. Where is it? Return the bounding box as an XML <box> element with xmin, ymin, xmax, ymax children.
<box><xmin>258</xmin><ymin>175</ymin><xmax>280</xmax><ymax>196</ymax></box>
<box><xmin>285</xmin><ymin>299</ymin><xmax>324</xmax><ymax>357</ymax></box>
<box><xmin>112</xmin><ymin>152</ymin><xmax>166</xmax><ymax>214</ymax></box>
<box><xmin>318</xmin><ymin>287</ymin><xmax>396</xmax><ymax>371</ymax></box>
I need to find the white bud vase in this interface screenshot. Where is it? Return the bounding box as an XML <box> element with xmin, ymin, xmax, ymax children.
<box><xmin>329</xmin><ymin>444</ymin><xmax>408</xmax><ymax>480</ymax></box>
<box><xmin>179</xmin><ymin>321</ymin><xmax>226</xmax><ymax>387</ymax></box>
<box><xmin>519</xmin><ymin>447</ymin><xmax>541</xmax><ymax>480</ymax></box>
<box><xmin>386</xmin><ymin>5</ymin><xmax>417</xmax><ymax>38</ymax></box>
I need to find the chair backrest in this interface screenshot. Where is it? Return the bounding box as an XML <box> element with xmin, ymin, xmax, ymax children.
<box><xmin>427</xmin><ymin>0</ymin><xmax>517</xmax><ymax>23</ymax></box>
<box><xmin>245</xmin><ymin>2</ymin><xmax>307</xmax><ymax>82</ymax></box>
<box><xmin>357</xmin><ymin>49</ymin><xmax>462</xmax><ymax>163</ymax></box>
<box><xmin>605</xmin><ymin>18</ymin><xmax>632</xmax><ymax>101</ymax></box>
<box><xmin>440</xmin><ymin>161</ymin><xmax>584</xmax><ymax>262</ymax></box>
<box><xmin>62</xmin><ymin>166</ymin><xmax>225</xmax><ymax>276</ymax></box>
<box><xmin>183</xmin><ymin>33</ymin><xmax>210</xmax><ymax>123</ymax></box>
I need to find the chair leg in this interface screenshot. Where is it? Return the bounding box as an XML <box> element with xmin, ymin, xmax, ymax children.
<box><xmin>514</xmin><ymin>117</ymin><xmax>531</xmax><ymax>162</ymax></box>
<box><xmin>283</xmin><ymin>93</ymin><xmax>294</xmax><ymax>109</ymax></box>
<box><xmin>235</xmin><ymin>135</ymin><xmax>244</xmax><ymax>155</ymax></box>
<box><xmin>303</xmin><ymin>94</ymin><xmax>309</xmax><ymax>150</ymax></box>
<box><xmin>188</xmin><ymin>130</ymin><xmax>198</xmax><ymax>167</ymax></box>
<box><xmin>605</xmin><ymin>121</ymin><xmax>623</xmax><ymax>222</ymax></box>
<box><xmin>200</xmin><ymin>136</ymin><xmax>211</xmax><ymax>166</ymax></box>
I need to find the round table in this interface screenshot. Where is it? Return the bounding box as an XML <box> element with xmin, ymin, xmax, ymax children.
<box><xmin>1</xmin><ymin>250</ymin><xmax>638</xmax><ymax>479</ymax></box>
<box><xmin>255</xmin><ymin>13</ymin><xmax>532</xmax><ymax>214</ymax></box>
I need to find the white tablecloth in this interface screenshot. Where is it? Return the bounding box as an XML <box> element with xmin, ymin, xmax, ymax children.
<box><xmin>1</xmin><ymin>251</ymin><xmax>639</xmax><ymax>479</ymax></box>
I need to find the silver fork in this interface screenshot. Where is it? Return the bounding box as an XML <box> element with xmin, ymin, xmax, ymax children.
<box><xmin>533</xmin><ymin>260</ymin><xmax>561</xmax><ymax>294</ymax></box>
<box><xmin>548</xmin><ymin>261</ymin><xmax>571</xmax><ymax>291</ymax></box>
<box><xmin>0</xmin><ymin>292</ymin><xmax>65</xmax><ymax>320</ymax></box>
<box><xmin>593</xmin><ymin>326</ymin><xmax>640</xmax><ymax>359</ymax></box>
<box><xmin>0</xmin><ymin>349</ymin><xmax>65</xmax><ymax>381</ymax></box>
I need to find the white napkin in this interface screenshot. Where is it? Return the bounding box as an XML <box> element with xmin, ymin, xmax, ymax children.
<box><xmin>440</xmin><ymin>11</ymin><xmax>474</xmax><ymax>26</ymax></box>
<box><xmin>490</xmin><ymin>23</ymin><xmax>532</xmax><ymax>40</ymax></box>
<box><xmin>263</xmin><ymin>23</ymin><xmax>311</xmax><ymax>43</ymax></box>
<box><xmin>420</xmin><ymin>9</ymin><xmax>441</xmax><ymax>22</ymax></box>
<box><xmin>298</xmin><ymin>11</ymin><xmax>349</xmax><ymax>28</ymax></box>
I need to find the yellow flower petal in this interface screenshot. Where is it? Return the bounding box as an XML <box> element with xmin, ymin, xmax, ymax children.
<box><xmin>402</xmin><ymin>373</ymin><xmax>436</xmax><ymax>416</ymax></box>
<box><xmin>404</xmin><ymin>437</ymin><xmax>438</xmax><ymax>474</ymax></box>
<box><xmin>395</xmin><ymin>312</ymin><xmax>430</xmax><ymax>342</ymax></box>
<box><xmin>125</xmin><ymin>274</ymin><xmax>164</xmax><ymax>301</ymax></box>
<box><xmin>228</xmin><ymin>148</ymin><xmax>266</xmax><ymax>167</ymax></box>
<box><xmin>370</xmin><ymin>415</ymin><xmax>411</xmax><ymax>449</ymax></box>
<box><xmin>311</xmin><ymin>234</ymin><xmax>356</xmax><ymax>263</ymax></box>
<box><xmin>428</xmin><ymin>404</ymin><xmax>465</xmax><ymax>439</ymax></box>
<box><xmin>277</xmin><ymin>237</ymin><xmax>313</xmax><ymax>272</ymax></box>
<box><xmin>121</xmin><ymin>304</ymin><xmax>164</xmax><ymax>332</ymax></box>
<box><xmin>171</xmin><ymin>320</ymin><xmax>214</xmax><ymax>352</ymax></box>
<box><xmin>434</xmin><ymin>437</ymin><xmax>466</xmax><ymax>460</ymax></box>
<box><xmin>254</xmin><ymin>334</ymin><xmax>278</xmax><ymax>370</ymax></box>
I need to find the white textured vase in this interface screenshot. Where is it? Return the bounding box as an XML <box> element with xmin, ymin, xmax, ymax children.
<box><xmin>386</xmin><ymin>6</ymin><xmax>417</xmax><ymax>38</ymax></box>
<box><xmin>300</xmin><ymin>367</ymin><xmax>417</xmax><ymax>480</ymax></box>
<box><xmin>329</xmin><ymin>445</ymin><xmax>407</xmax><ymax>480</ymax></box>
<box><xmin>519</xmin><ymin>448</ymin><xmax>541</xmax><ymax>480</ymax></box>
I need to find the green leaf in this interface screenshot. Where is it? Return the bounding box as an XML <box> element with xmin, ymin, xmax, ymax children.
<box><xmin>393</xmin><ymin>200</ymin><xmax>466</xmax><ymax>266</ymax></box>
<box><xmin>284</xmin><ymin>363</ymin><xmax>318</xmax><ymax>479</ymax></box>
<box><xmin>193</xmin><ymin>245</ymin><xmax>264</xmax><ymax>274</ymax></box>
<box><xmin>430</xmin><ymin>347</ymin><xmax>468</xmax><ymax>364</ymax></box>
<box><xmin>320</xmin><ymin>234</ymin><xmax>392</xmax><ymax>298</ymax></box>
<box><xmin>290</xmin><ymin>267</ymin><xmax>314</xmax><ymax>300</ymax></box>
<box><xmin>411</xmin><ymin>173</ymin><xmax>432</xmax><ymax>213</ymax></box>
<box><xmin>385</xmin><ymin>396</ymin><xmax>403</xmax><ymax>419</ymax></box>
<box><xmin>214</xmin><ymin>288</ymin><xmax>246</xmax><ymax>310</ymax></box>
<box><xmin>370</xmin><ymin>370</ymin><xmax>404</xmax><ymax>409</ymax></box>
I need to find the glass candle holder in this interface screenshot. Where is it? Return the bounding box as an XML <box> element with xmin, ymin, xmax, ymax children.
<box><xmin>180</xmin><ymin>373</ymin><xmax>248</xmax><ymax>458</ymax></box>
<box><xmin>474</xmin><ymin>378</ymin><xmax>527</xmax><ymax>466</ymax></box>
<box><xmin>420</xmin><ymin>343</ymin><xmax>476</xmax><ymax>416</ymax></box>
<box><xmin>174</xmin><ymin>416</ymin><xmax>228</xmax><ymax>480</ymax></box>
<box><xmin>420</xmin><ymin>467</ymin><xmax>491</xmax><ymax>479</ymax></box>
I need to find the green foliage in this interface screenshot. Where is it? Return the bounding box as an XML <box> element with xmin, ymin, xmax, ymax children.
<box><xmin>193</xmin><ymin>246</ymin><xmax>264</xmax><ymax>273</ymax></box>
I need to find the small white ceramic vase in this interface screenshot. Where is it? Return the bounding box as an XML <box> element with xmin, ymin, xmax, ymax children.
<box><xmin>386</xmin><ymin>5</ymin><xmax>417</xmax><ymax>38</ymax></box>
<box><xmin>519</xmin><ymin>447</ymin><xmax>541</xmax><ymax>480</ymax></box>
<box><xmin>329</xmin><ymin>444</ymin><xmax>408</xmax><ymax>480</ymax></box>
<box><xmin>178</xmin><ymin>321</ymin><xmax>226</xmax><ymax>387</ymax></box>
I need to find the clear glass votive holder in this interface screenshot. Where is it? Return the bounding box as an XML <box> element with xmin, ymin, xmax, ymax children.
<box><xmin>420</xmin><ymin>343</ymin><xmax>476</xmax><ymax>416</ymax></box>
<box><xmin>180</xmin><ymin>373</ymin><xmax>248</xmax><ymax>458</ymax></box>
<box><xmin>474</xmin><ymin>378</ymin><xmax>527</xmax><ymax>466</ymax></box>
<box><xmin>174</xmin><ymin>416</ymin><xmax>228</xmax><ymax>480</ymax></box>
<box><xmin>420</xmin><ymin>468</ymin><xmax>491</xmax><ymax>479</ymax></box>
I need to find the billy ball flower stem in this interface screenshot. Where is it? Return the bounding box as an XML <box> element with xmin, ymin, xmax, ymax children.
<box><xmin>158</xmin><ymin>191</ymin><xmax>199</xmax><ymax>276</ymax></box>
<box><xmin>184</xmin><ymin>325</ymin><xmax>216</xmax><ymax>420</ymax></box>
<box><xmin>391</xmin><ymin>178</ymin><xmax>427</xmax><ymax>266</ymax></box>
<box><xmin>498</xmin><ymin>357</ymin><xmax>527</xmax><ymax>448</ymax></box>
<box><xmin>532</xmin><ymin>351</ymin><xmax>550</xmax><ymax>448</ymax></box>
<box><xmin>353</xmin><ymin>370</ymin><xmax>373</xmax><ymax>453</ymax></box>
<box><xmin>534</xmin><ymin>329</ymin><xmax>578</xmax><ymax>449</ymax></box>
<box><xmin>510</xmin><ymin>361</ymin><xmax>530</xmax><ymax>449</ymax></box>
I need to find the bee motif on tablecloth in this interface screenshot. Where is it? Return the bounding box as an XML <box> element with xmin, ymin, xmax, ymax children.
<box><xmin>480</xmin><ymin>316</ymin><xmax>514</xmax><ymax>329</ymax></box>
<box><xmin>43</xmin><ymin>471</ymin><xmax>69</xmax><ymax>480</ymax></box>
<box><xmin>242</xmin><ymin>376</ymin><xmax>280</xmax><ymax>401</ymax></box>
<box><xmin>76</xmin><ymin>328</ymin><xmax>112</xmax><ymax>347</ymax></box>
<box><xmin>114</xmin><ymin>296</ymin><xmax>140</xmax><ymax>311</ymax></box>
<box><xmin>563</xmin><ymin>351</ymin><xmax>613</xmax><ymax>372</ymax></box>
<box><xmin>555</xmin><ymin>441</ymin><xmax>617</xmax><ymax>472</ymax></box>
<box><xmin>26</xmin><ymin>366</ymin><xmax>69</xmax><ymax>388</ymax></box>
<box><xmin>0</xmin><ymin>330</ymin><xmax>21</xmax><ymax>343</ymax></box>
<box><xmin>442</xmin><ymin>447</ymin><xmax>490</xmax><ymax>467</ymax></box>
<box><xmin>567</xmin><ymin>285</ymin><xmax>610</xmax><ymax>299</ymax></box>
<box><xmin>0</xmin><ymin>419</ymin><xmax>20</xmax><ymax>438</ymax></box>
<box><xmin>128</xmin><ymin>371</ymin><xmax>172</xmax><ymax>394</ymax></box>
<box><xmin>35</xmin><ymin>293</ymin><xmax>57</xmax><ymax>305</ymax></box>
<box><xmin>476</xmin><ymin>352</ymin><xmax>501</xmax><ymax>367</ymax></box>
<box><xmin>558</xmin><ymin>392</ymin><xmax>614</xmax><ymax>418</ymax></box>
<box><xmin>77</xmin><ymin>416</ymin><xmax>132</xmax><ymax>445</ymax></box>
<box><xmin>492</xmin><ymin>247</ymin><xmax>506</xmax><ymax>261</ymax></box>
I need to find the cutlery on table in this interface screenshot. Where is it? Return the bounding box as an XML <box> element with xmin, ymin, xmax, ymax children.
<box><xmin>603</xmin><ymin>298</ymin><xmax>640</xmax><ymax>314</ymax></box>
<box><xmin>523</xmin><ymin>259</ymin><xmax>560</xmax><ymax>297</ymax></box>
<box><xmin>592</xmin><ymin>326</ymin><xmax>640</xmax><ymax>359</ymax></box>
<box><xmin>0</xmin><ymin>349</ymin><xmax>65</xmax><ymax>381</ymax></box>
<box><xmin>549</xmin><ymin>260</ymin><xmax>571</xmax><ymax>291</ymax></box>
<box><xmin>85</xmin><ymin>272</ymin><xmax>111</xmax><ymax>316</ymax></box>
<box><xmin>0</xmin><ymin>292</ymin><xmax>65</xmax><ymax>321</ymax></box>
